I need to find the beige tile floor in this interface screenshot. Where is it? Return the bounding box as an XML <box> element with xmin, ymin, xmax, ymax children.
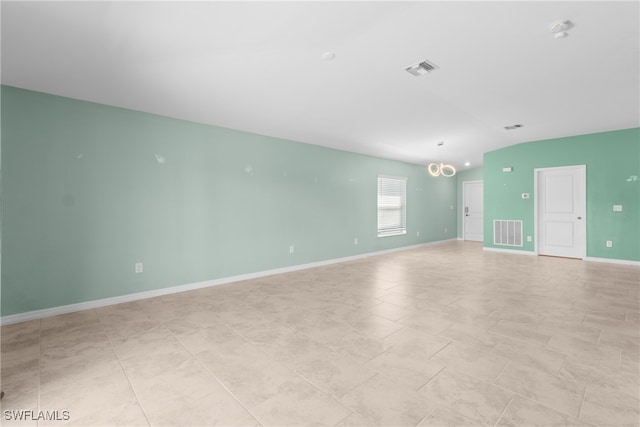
<box><xmin>1</xmin><ymin>241</ymin><xmax>639</xmax><ymax>426</ymax></box>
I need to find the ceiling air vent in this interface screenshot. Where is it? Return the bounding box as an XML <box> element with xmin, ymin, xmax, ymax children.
<box><xmin>405</xmin><ymin>59</ymin><xmax>439</xmax><ymax>76</ymax></box>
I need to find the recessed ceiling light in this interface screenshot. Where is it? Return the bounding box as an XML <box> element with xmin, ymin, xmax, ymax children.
<box><xmin>321</xmin><ymin>51</ymin><xmax>335</xmax><ymax>61</ymax></box>
<box><xmin>464</xmin><ymin>162</ymin><xmax>471</xmax><ymax>167</ymax></box>
<box><xmin>504</xmin><ymin>124</ymin><xmax>524</xmax><ymax>130</ymax></box>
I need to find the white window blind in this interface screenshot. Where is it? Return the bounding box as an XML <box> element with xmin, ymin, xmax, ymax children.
<box><xmin>377</xmin><ymin>175</ymin><xmax>407</xmax><ymax>237</ymax></box>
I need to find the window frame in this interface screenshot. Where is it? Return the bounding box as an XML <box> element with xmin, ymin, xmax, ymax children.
<box><xmin>377</xmin><ymin>174</ymin><xmax>407</xmax><ymax>238</ymax></box>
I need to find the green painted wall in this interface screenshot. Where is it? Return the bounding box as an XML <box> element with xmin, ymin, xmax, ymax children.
<box><xmin>455</xmin><ymin>167</ymin><xmax>483</xmax><ymax>239</ymax></box>
<box><xmin>484</xmin><ymin>128</ymin><xmax>640</xmax><ymax>261</ymax></box>
<box><xmin>1</xmin><ymin>86</ymin><xmax>456</xmax><ymax>316</ymax></box>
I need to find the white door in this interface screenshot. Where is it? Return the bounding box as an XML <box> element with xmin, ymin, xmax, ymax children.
<box><xmin>463</xmin><ymin>181</ymin><xmax>483</xmax><ymax>241</ymax></box>
<box><xmin>536</xmin><ymin>165</ymin><xmax>586</xmax><ymax>258</ymax></box>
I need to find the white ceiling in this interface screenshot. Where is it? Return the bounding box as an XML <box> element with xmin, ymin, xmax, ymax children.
<box><xmin>2</xmin><ymin>1</ymin><xmax>639</xmax><ymax>168</ymax></box>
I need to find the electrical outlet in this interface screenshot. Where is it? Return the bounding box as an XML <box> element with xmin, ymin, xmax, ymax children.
<box><xmin>289</xmin><ymin>245</ymin><xmax>295</xmax><ymax>254</ymax></box>
<box><xmin>613</xmin><ymin>205</ymin><xmax>623</xmax><ymax>212</ymax></box>
<box><xmin>444</xmin><ymin>227</ymin><xmax>448</xmax><ymax>233</ymax></box>
<box><xmin>606</xmin><ymin>240</ymin><xmax>613</xmax><ymax>248</ymax></box>
<box><xmin>354</xmin><ymin>238</ymin><xmax>358</xmax><ymax>245</ymax></box>
<box><xmin>416</xmin><ymin>231</ymin><xmax>420</xmax><ymax>237</ymax></box>
<box><xmin>527</xmin><ymin>236</ymin><xmax>532</xmax><ymax>242</ymax></box>
<box><xmin>135</xmin><ymin>262</ymin><xmax>143</xmax><ymax>273</ymax></box>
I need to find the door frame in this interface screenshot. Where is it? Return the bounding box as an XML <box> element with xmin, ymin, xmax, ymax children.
<box><xmin>462</xmin><ymin>180</ymin><xmax>483</xmax><ymax>242</ymax></box>
<box><xmin>533</xmin><ymin>165</ymin><xmax>586</xmax><ymax>258</ymax></box>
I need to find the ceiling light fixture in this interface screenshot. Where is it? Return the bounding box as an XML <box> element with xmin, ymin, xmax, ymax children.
<box><xmin>464</xmin><ymin>162</ymin><xmax>471</xmax><ymax>167</ymax></box>
<box><xmin>428</xmin><ymin>162</ymin><xmax>456</xmax><ymax>177</ymax></box>
<box><xmin>550</xmin><ymin>20</ymin><xmax>572</xmax><ymax>38</ymax></box>
<box><xmin>406</xmin><ymin>59</ymin><xmax>439</xmax><ymax>76</ymax></box>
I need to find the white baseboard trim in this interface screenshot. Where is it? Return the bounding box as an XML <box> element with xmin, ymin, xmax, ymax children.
<box><xmin>482</xmin><ymin>248</ymin><xmax>639</xmax><ymax>266</ymax></box>
<box><xmin>1</xmin><ymin>239</ymin><xmax>457</xmax><ymax>326</ymax></box>
<box><xmin>584</xmin><ymin>257</ymin><xmax>640</xmax><ymax>266</ymax></box>
<box><xmin>482</xmin><ymin>247</ymin><xmax>536</xmax><ymax>256</ymax></box>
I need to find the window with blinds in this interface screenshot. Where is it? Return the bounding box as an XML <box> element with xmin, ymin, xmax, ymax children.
<box><xmin>377</xmin><ymin>175</ymin><xmax>407</xmax><ymax>237</ymax></box>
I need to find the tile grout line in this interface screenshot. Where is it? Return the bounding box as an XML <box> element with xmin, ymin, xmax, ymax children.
<box><xmin>331</xmin><ymin>411</ymin><xmax>354</xmax><ymax>427</ymax></box>
<box><xmin>492</xmin><ymin>395</ymin><xmax>515</xmax><ymax>427</ymax></box>
<box><xmin>111</xmin><ymin>349</ymin><xmax>152</xmax><ymax>427</ymax></box>
<box><xmin>99</xmin><ymin>309</ymin><xmax>153</xmax><ymax>427</ymax></box>
<box><xmin>163</xmin><ymin>320</ymin><xmax>264</xmax><ymax>427</ymax></box>
<box><xmin>427</xmin><ymin>340</ymin><xmax>452</xmax><ymax>360</ymax></box>
<box><xmin>576</xmin><ymin>385</ymin><xmax>588</xmax><ymax>422</ymax></box>
<box><xmin>492</xmin><ymin>359</ymin><xmax>511</xmax><ymax>384</ymax></box>
<box><xmin>515</xmin><ymin>393</ymin><xmax>597</xmax><ymax>425</ymax></box>
<box><xmin>553</xmin><ymin>353</ymin><xmax>569</xmax><ymax>377</ymax></box>
<box><xmin>412</xmin><ymin>404</ymin><xmax>441</xmax><ymax>427</ymax></box>
<box><xmin>336</xmin><ymin>372</ymin><xmax>420</xmax><ymax>427</ymax></box>
<box><xmin>416</xmin><ymin>365</ymin><xmax>447</xmax><ymax>393</ymax></box>
<box><xmin>490</xmin><ymin>362</ymin><xmax>592</xmax><ymax>422</ymax></box>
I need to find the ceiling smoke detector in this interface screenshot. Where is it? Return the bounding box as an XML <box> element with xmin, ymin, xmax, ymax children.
<box><xmin>406</xmin><ymin>59</ymin><xmax>439</xmax><ymax>76</ymax></box>
<box><xmin>321</xmin><ymin>51</ymin><xmax>336</xmax><ymax>61</ymax></box>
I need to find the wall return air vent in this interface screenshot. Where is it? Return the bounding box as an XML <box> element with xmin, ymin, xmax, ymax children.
<box><xmin>405</xmin><ymin>59</ymin><xmax>439</xmax><ymax>76</ymax></box>
<box><xmin>494</xmin><ymin>220</ymin><xmax>523</xmax><ymax>247</ymax></box>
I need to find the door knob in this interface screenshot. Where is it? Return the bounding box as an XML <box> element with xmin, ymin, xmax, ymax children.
<box><xmin>577</xmin><ymin>216</ymin><xmax>582</xmax><ymax>220</ymax></box>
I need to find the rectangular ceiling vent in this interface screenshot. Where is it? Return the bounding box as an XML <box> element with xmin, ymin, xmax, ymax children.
<box><xmin>405</xmin><ymin>60</ymin><xmax>439</xmax><ymax>76</ymax></box>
